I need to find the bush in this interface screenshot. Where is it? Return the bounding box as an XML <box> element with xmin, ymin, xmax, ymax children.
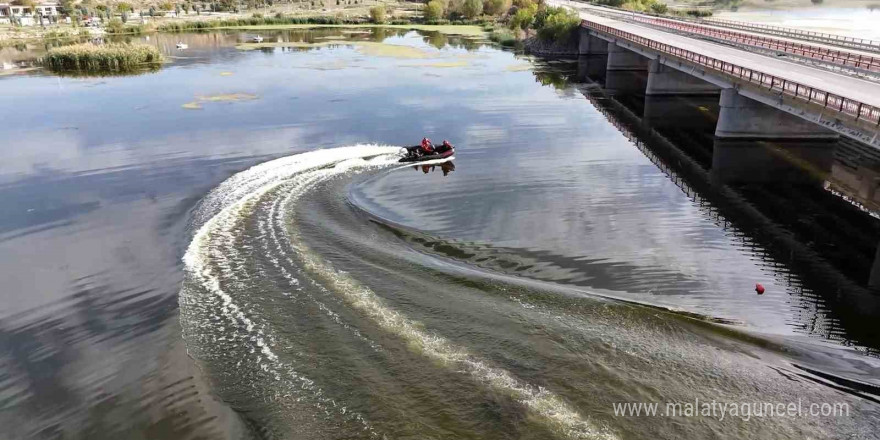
<box><xmin>460</xmin><ymin>0</ymin><xmax>482</xmax><ymax>18</ymax></box>
<box><xmin>685</xmin><ymin>8</ymin><xmax>712</xmax><ymax>17</ymax></box>
<box><xmin>650</xmin><ymin>1</ymin><xmax>668</xmax><ymax>14</ymax></box>
<box><xmin>489</xmin><ymin>27</ymin><xmax>517</xmax><ymax>46</ymax></box>
<box><xmin>424</xmin><ymin>0</ymin><xmax>444</xmax><ymax>20</ymax></box>
<box><xmin>105</xmin><ymin>18</ymin><xmax>125</xmax><ymax>34</ymax></box>
<box><xmin>43</xmin><ymin>43</ymin><xmax>163</xmax><ymax>72</ymax></box>
<box><xmin>536</xmin><ymin>7</ymin><xmax>578</xmax><ymax>42</ymax></box>
<box><xmin>483</xmin><ymin>0</ymin><xmax>510</xmax><ymax>15</ymax></box>
<box><xmin>509</xmin><ymin>3</ymin><xmax>536</xmax><ymax>30</ymax></box>
<box><xmin>369</xmin><ymin>5</ymin><xmax>386</xmax><ymax>23</ymax></box>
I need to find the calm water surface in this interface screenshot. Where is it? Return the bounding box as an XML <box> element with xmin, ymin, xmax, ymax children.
<box><xmin>1</xmin><ymin>28</ymin><xmax>880</xmax><ymax>439</ymax></box>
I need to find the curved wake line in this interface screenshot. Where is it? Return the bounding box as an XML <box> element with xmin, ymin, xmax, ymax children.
<box><xmin>182</xmin><ymin>145</ymin><xmax>399</xmax><ymax>436</ymax></box>
<box><xmin>183</xmin><ymin>145</ymin><xmax>616</xmax><ymax>440</ymax></box>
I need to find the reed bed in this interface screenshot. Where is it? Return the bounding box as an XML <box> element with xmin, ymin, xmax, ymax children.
<box><xmin>43</xmin><ymin>43</ymin><xmax>163</xmax><ymax>72</ymax></box>
<box><xmin>158</xmin><ymin>16</ymin><xmax>364</xmax><ymax>32</ymax></box>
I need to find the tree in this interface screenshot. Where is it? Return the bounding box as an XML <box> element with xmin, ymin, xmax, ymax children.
<box><xmin>159</xmin><ymin>1</ymin><xmax>174</xmax><ymax>10</ymax></box>
<box><xmin>59</xmin><ymin>0</ymin><xmax>76</xmax><ymax>15</ymax></box>
<box><xmin>369</xmin><ymin>5</ymin><xmax>385</xmax><ymax>23</ymax></box>
<box><xmin>509</xmin><ymin>3</ymin><xmax>535</xmax><ymax>30</ymax></box>
<box><xmin>424</xmin><ymin>0</ymin><xmax>443</xmax><ymax>20</ymax></box>
<box><xmin>117</xmin><ymin>2</ymin><xmax>133</xmax><ymax>13</ymax></box>
<box><xmin>649</xmin><ymin>1</ymin><xmax>667</xmax><ymax>13</ymax></box>
<box><xmin>461</xmin><ymin>0</ymin><xmax>482</xmax><ymax>18</ymax></box>
<box><xmin>483</xmin><ymin>0</ymin><xmax>510</xmax><ymax>15</ymax></box>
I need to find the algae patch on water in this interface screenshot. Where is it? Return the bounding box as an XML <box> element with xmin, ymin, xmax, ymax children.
<box><xmin>353</xmin><ymin>42</ymin><xmax>429</xmax><ymax>59</ymax></box>
<box><xmin>182</xmin><ymin>93</ymin><xmax>259</xmax><ymax>110</ymax></box>
<box><xmin>505</xmin><ymin>64</ymin><xmax>532</xmax><ymax>72</ymax></box>
<box><xmin>404</xmin><ymin>61</ymin><xmax>468</xmax><ymax>68</ymax></box>
<box><xmin>227</xmin><ymin>24</ymin><xmax>485</xmax><ymax>37</ymax></box>
<box><xmin>237</xmin><ymin>40</ymin><xmax>432</xmax><ymax>59</ymax></box>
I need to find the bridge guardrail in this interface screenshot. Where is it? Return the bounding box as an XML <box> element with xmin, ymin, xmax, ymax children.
<box><xmin>704</xmin><ymin>18</ymin><xmax>880</xmax><ymax>54</ymax></box>
<box><xmin>582</xmin><ymin>19</ymin><xmax>880</xmax><ymax>126</ymax></box>
<box><xmin>563</xmin><ymin>0</ymin><xmax>880</xmax><ymax>53</ymax></box>
<box><xmin>626</xmin><ymin>15</ymin><xmax>880</xmax><ymax>73</ymax></box>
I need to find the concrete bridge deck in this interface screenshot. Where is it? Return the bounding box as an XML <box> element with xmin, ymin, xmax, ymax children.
<box><xmin>554</xmin><ymin>0</ymin><xmax>880</xmax><ymax>146</ymax></box>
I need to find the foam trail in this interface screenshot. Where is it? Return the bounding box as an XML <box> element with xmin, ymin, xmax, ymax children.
<box><xmin>273</xmin><ymin>158</ymin><xmax>618</xmax><ymax>440</ymax></box>
<box><xmin>183</xmin><ymin>145</ymin><xmax>616</xmax><ymax>439</ymax></box>
<box><xmin>182</xmin><ymin>145</ymin><xmax>400</xmax><ymax>436</ymax></box>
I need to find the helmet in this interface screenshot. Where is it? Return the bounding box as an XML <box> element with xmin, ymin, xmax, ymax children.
<box><xmin>442</xmin><ymin>140</ymin><xmax>451</xmax><ymax>147</ymax></box>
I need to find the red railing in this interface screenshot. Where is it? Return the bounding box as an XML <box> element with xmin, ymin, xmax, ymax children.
<box><xmin>581</xmin><ymin>19</ymin><xmax>880</xmax><ymax>125</ymax></box>
<box><xmin>625</xmin><ymin>15</ymin><xmax>880</xmax><ymax>73</ymax></box>
<box><xmin>704</xmin><ymin>18</ymin><xmax>880</xmax><ymax>54</ymax></box>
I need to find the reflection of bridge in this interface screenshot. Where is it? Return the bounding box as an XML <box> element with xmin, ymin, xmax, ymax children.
<box><xmin>553</xmin><ymin>1</ymin><xmax>880</xmax><ymax>148</ymax></box>
<box><xmin>572</xmin><ymin>72</ymin><xmax>880</xmax><ymax>352</ymax></box>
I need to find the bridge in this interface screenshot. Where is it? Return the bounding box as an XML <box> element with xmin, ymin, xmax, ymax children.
<box><xmin>552</xmin><ymin>1</ymin><xmax>880</xmax><ymax>148</ymax></box>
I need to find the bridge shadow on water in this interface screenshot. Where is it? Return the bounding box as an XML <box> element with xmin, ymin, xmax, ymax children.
<box><xmin>538</xmin><ymin>55</ymin><xmax>880</xmax><ymax>355</ymax></box>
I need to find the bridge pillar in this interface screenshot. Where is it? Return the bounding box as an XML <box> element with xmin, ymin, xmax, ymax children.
<box><xmin>646</xmin><ymin>59</ymin><xmax>721</xmax><ymax>96</ymax></box>
<box><xmin>606</xmin><ymin>42</ymin><xmax>650</xmax><ymax>71</ymax></box>
<box><xmin>710</xmin><ymin>139</ymin><xmax>836</xmax><ymax>185</ymax></box>
<box><xmin>578</xmin><ymin>29</ymin><xmax>608</xmax><ymax>55</ymax></box>
<box><xmin>716</xmin><ymin>89</ymin><xmax>838</xmax><ymax>140</ymax></box>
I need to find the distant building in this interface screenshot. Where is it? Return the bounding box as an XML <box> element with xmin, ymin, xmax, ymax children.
<box><xmin>0</xmin><ymin>2</ymin><xmax>61</xmax><ymax>26</ymax></box>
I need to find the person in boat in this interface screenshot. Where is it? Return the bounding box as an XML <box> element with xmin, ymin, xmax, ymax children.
<box><xmin>419</xmin><ymin>137</ymin><xmax>434</xmax><ymax>156</ymax></box>
<box><xmin>435</xmin><ymin>140</ymin><xmax>454</xmax><ymax>155</ymax></box>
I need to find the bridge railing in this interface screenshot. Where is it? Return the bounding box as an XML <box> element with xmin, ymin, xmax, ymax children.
<box><xmin>704</xmin><ymin>18</ymin><xmax>880</xmax><ymax>53</ymax></box>
<box><xmin>625</xmin><ymin>15</ymin><xmax>880</xmax><ymax>73</ymax></box>
<box><xmin>582</xmin><ymin>20</ymin><xmax>880</xmax><ymax>126</ymax></box>
<box><xmin>563</xmin><ymin>0</ymin><xmax>880</xmax><ymax>53</ymax></box>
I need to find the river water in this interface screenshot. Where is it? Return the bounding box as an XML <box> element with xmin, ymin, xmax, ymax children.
<box><xmin>1</xmin><ymin>27</ymin><xmax>880</xmax><ymax>439</ymax></box>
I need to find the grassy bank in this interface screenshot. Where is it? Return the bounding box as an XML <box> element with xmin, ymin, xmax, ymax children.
<box><xmin>43</xmin><ymin>43</ymin><xmax>163</xmax><ymax>72</ymax></box>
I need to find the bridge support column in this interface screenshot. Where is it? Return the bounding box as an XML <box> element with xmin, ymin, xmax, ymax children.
<box><xmin>646</xmin><ymin>59</ymin><xmax>721</xmax><ymax>96</ymax></box>
<box><xmin>606</xmin><ymin>42</ymin><xmax>650</xmax><ymax>71</ymax></box>
<box><xmin>715</xmin><ymin>89</ymin><xmax>838</xmax><ymax>140</ymax></box>
<box><xmin>578</xmin><ymin>29</ymin><xmax>608</xmax><ymax>55</ymax></box>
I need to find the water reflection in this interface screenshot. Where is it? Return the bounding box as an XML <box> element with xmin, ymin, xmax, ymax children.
<box><xmin>412</xmin><ymin>161</ymin><xmax>456</xmax><ymax>176</ymax></box>
<box><xmin>2</xmin><ymin>24</ymin><xmax>880</xmax><ymax>440</ymax></box>
<box><xmin>572</xmin><ymin>56</ymin><xmax>880</xmax><ymax>353</ymax></box>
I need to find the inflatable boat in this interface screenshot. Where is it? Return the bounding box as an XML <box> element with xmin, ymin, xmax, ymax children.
<box><xmin>399</xmin><ymin>145</ymin><xmax>455</xmax><ymax>163</ymax></box>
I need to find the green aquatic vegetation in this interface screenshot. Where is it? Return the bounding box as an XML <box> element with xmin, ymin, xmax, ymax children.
<box><xmin>43</xmin><ymin>43</ymin><xmax>163</xmax><ymax>73</ymax></box>
<box><xmin>182</xmin><ymin>93</ymin><xmax>259</xmax><ymax>110</ymax></box>
<box><xmin>236</xmin><ymin>40</ymin><xmax>435</xmax><ymax>59</ymax></box>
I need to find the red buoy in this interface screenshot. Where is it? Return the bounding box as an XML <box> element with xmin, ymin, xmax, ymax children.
<box><xmin>755</xmin><ymin>283</ymin><xmax>765</xmax><ymax>295</ymax></box>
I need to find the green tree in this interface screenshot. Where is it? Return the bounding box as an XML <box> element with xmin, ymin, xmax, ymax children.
<box><xmin>536</xmin><ymin>7</ymin><xmax>578</xmax><ymax>41</ymax></box>
<box><xmin>117</xmin><ymin>2</ymin><xmax>133</xmax><ymax>12</ymax></box>
<box><xmin>650</xmin><ymin>1</ymin><xmax>668</xmax><ymax>13</ymax></box>
<box><xmin>105</xmin><ymin>17</ymin><xmax>125</xmax><ymax>33</ymax></box>
<box><xmin>369</xmin><ymin>5</ymin><xmax>385</xmax><ymax>23</ymax></box>
<box><xmin>159</xmin><ymin>1</ymin><xmax>174</xmax><ymax>10</ymax></box>
<box><xmin>509</xmin><ymin>3</ymin><xmax>535</xmax><ymax>30</ymax></box>
<box><xmin>461</xmin><ymin>0</ymin><xmax>482</xmax><ymax>18</ymax></box>
<box><xmin>424</xmin><ymin>0</ymin><xmax>443</xmax><ymax>20</ymax></box>
<box><xmin>59</xmin><ymin>0</ymin><xmax>76</xmax><ymax>15</ymax></box>
<box><xmin>483</xmin><ymin>0</ymin><xmax>510</xmax><ymax>15</ymax></box>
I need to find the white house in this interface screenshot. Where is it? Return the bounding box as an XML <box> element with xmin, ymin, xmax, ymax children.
<box><xmin>0</xmin><ymin>2</ymin><xmax>61</xmax><ymax>25</ymax></box>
